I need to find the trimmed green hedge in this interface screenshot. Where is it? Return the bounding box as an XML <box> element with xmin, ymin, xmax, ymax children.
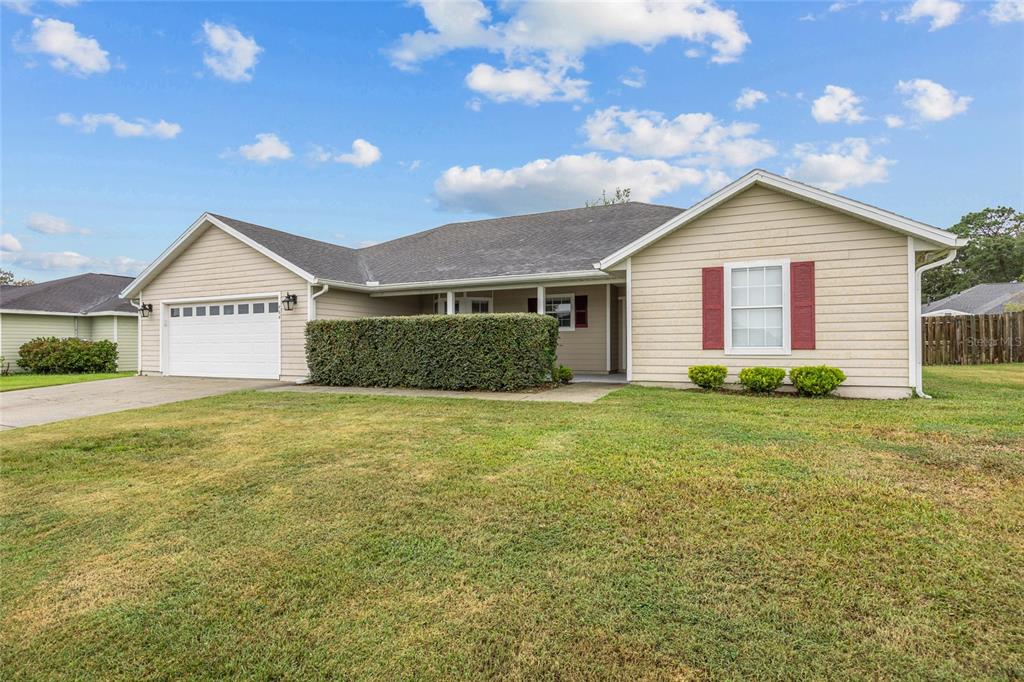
<box><xmin>18</xmin><ymin>337</ymin><xmax>118</xmax><ymax>374</ymax></box>
<box><xmin>306</xmin><ymin>314</ymin><xmax>559</xmax><ymax>391</ymax></box>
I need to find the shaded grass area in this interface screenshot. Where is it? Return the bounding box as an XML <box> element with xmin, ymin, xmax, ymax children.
<box><xmin>0</xmin><ymin>372</ymin><xmax>133</xmax><ymax>392</ymax></box>
<box><xmin>1</xmin><ymin>365</ymin><xmax>1022</xmax><ymax>680</ymax></box>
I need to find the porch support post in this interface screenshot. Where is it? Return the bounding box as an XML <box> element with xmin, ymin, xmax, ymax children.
<box><xmin>446</xmin><ymin>290</ymin><xmax>456</xmax><ymax>315</ymax></box>
<box><xmin>536</xmin><ymin>285</ymin><xmax>545</xmax><ymax>313</ymax></box>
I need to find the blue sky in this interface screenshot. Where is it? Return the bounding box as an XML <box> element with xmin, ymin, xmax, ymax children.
<box><xmin>2</xmin><ymin>0</ymin><xmax>1022</xmax><ymax>281</ymax></box>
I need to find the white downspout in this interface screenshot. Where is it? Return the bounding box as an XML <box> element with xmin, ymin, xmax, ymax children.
<box><xmin>308</xmin><ymin>283</ymin><xmax>329</xmax><ymax>321</ymax></box>
<box><xmin>913</xmin><ymin>249</ymin><xmax>958</xmax><ymax>398</ymax></box>
<box><xmin>129</xmin><ymin>296</ymin><xmax>143</xmax><ymax>375</ymax></box>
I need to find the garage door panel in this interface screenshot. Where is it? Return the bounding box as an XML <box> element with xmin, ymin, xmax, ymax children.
<box><xmin>166</xmin><ymin>299</ymin><xmax>280</xmax><ymax>379</ymax></box>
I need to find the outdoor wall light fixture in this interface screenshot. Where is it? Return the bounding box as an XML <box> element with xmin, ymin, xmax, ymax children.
<box><xmin>281</xmin><ymin>293</ymin><xmax>298</xmax><ymax>311</ymax></box>
<box><xmin>140</xmin><ymin>303</ymin><xmax>153</xmax><ymax>317</ymax></box>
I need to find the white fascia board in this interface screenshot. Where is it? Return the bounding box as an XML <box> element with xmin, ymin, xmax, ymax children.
<box><xmin>0</xmin><ymin>309</ymin><xmax>137</xmax><ymax>317</ymax></box>
<box><xmin>322</xmin><ymin>269</ymin><xmax>617</xmax><ymax>297</ymax></box>
<box><xmin>119</xmin><ymin>213</ymin><xmax>315</xmax><ymax>299</ymax></box>
<box><xmin>596</xmin><ymin>169</ymin><xmax>960</xmax><ymax>271</ymax></box>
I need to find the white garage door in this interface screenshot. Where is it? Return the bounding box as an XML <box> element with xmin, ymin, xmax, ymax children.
<box><xmin>166</xmin><ymin>299</ymin><xmax>280</xmax><ymax>379</ymax></box>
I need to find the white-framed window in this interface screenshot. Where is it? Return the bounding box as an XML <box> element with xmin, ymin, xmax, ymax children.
<box><xmin>545</xmin><ymin>294</ymin><xmax>574</xmax><ymax>331</ymax></box>
<box><xmin>432</xmin><ymin>293</ymin><xmax>493</xmax><ymax>315</ymax></box>
<box><xmin>725</xmin><ymin>260</ymin><xmax>790</xmax><ymax>355</ymax></box>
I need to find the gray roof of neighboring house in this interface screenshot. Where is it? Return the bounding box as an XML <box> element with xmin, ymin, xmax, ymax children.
<box><xmin>211</xmin><ymin>201</ymin><xmax>684</xmax><ymax>285</ymax></box>
<box><xmin>0</xmin><ymin>273</ymin><xmax>136</xmax><ymax>314</ymax></box>
<box><xmin>922</xmin><ymin>282</ymin><xmax>1024</xmax><ymax>315</ymax></box>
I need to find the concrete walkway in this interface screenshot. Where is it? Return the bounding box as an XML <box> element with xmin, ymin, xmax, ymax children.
<box><xmin>0</xmin><ymin>376</ymin><xmax>285</xmax><ymax>429</ymax></box>
<box><xmin>264</xmin><ymin>381</ymin><xmax>626</xmax><ymax>403</ymax></box>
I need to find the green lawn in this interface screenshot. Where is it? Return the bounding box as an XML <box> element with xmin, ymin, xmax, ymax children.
<box><xmin>0</xmin><ymin>372</ymin><xmax>134</xmax><ymax>392</ymax></box>
<box><xmin>2</xmin><ymin>365</ymin><xmax>1021</xmax><ymax>680</ymax></box>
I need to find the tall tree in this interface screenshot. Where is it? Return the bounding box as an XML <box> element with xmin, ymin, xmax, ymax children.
<box><xmin>922</xmin><ymin>206</ymin><xmax>1024</xmax><ymax>303</ymax></box>
<box><xmin>0</xmin><ymin>268</ymin><xmax>34</xmax><ymax>286</ymax></box>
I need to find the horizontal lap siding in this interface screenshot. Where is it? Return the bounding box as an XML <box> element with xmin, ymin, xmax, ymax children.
<box><xmin>493</xmin><ymin>285</ymin><xmax>608</xmax><ymax>372</ymax></box>
<box><xmin>0</xmin><ymin>313</ymin><xmax>77</xmax><ymax>373</ymax></box>
<box><xmin>630</xmin><ymin>185</ymin><xmax>910</xmax><ymax>389</ymax></box>
<box><xmin>115</xmin><ymin>317</ymin><xmax>139</xmax><ymax>371</ymax></box>
<box><xmin>139</xmin><ymin>226</ymin><xmax>310</xmax><ymax>380</ymax></box>
<box><xmin>315</xmin><ymin>290</ymin><xmax>422</xmax><ymax>319</ymax></box>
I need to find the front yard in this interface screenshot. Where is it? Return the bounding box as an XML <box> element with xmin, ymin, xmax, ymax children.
<box><xmin>0</xmin><ymin>372</ymin><xmax>134</xmax><ymax>392</ymax></box>
<box><xmin>1</xmin><ymin>365</ymin><xmax>1021</xmax><ymax>679</ymax></box>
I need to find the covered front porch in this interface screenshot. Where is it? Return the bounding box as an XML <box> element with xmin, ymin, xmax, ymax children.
<box><xmin>368</xmin><ymin>280</ymin><xmax>627</xmax><ymax>375</ymax></box>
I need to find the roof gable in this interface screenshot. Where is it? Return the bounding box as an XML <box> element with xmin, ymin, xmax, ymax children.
<box><xmin>597</xmin><ymin>169</ymin><xmax>963</xmax><ymax>270</ymax></box>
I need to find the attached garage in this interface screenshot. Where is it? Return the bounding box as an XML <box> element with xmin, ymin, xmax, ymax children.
<box><xmin>164</xmin><ymin>297</ymin><xmax>281</xmax><ymax>379</ymax></box>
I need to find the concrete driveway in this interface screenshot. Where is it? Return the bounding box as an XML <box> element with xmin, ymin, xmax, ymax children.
<box><xmin>0</xmin><ymin>376</ymin><xmax>285</xmax><ymax>429</ymax></box>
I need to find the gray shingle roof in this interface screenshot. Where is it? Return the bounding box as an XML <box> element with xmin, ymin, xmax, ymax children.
<box><xmin>922</xmin><ymin>282</ymin><xmax>1024</xmax><ymax>315</ymax></box>
<box><xmin>211</xmin><ymin>202</ymin><xmax>683</xmax><ymax>286</ymax></box>
<box><xmin>1</xmin><ymin>273</ymin><xmax>136</xmax><ymax>314</ymax></box>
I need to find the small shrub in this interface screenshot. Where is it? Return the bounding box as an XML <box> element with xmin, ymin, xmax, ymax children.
<box><xmin>553</xmin><ymin>364</ymin><xmax>574</xmax><ymax>384</ymax></box>
<box><xmin>17</xmin><ymin>337</ymin><xmax>118</xmax><ymax>374</ymax></box>
<box><xmin>306</xmin><ymin>314</ymin><xmax>559</xmax><ymax>392</ymax></box>
<box><xmin>738</xmin><ymin>366</ymin><xmax>786</xmax><ymax>394</ymax></box>
<box><xmin>688</xmin><ymin>364</ymin><xmax>728</xmax><ymax>390</ymax></box>
<box><xmin>789</xmin><ymin>365</ymin><xmax>847</xmax><ymax>397</ymax></box>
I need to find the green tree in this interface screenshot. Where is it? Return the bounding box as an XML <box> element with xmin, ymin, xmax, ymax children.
<box><xmin>0</xmin><ymin>268</ymin><xmax>34</xmax><ymax>286</ymax></box>
<box><xmin>922</xmin><ymin>206</ymin><xmax>1024</xmax><ymax>303</ymax></box>
<box><xmin>586</xmin><ymin>187</ymin><xmax>631</xmax><ymax>207</ymax></box>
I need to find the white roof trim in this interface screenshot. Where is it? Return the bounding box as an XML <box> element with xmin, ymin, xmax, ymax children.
<box><xmin>596</xmin><ymin>169</ymin><xmax>961</xmax><ymax>270</ymax></box>
<box><xmin>0</xmin><ymin>309</ymin><xmax>136</xmax><ymax>317</ymax></box>
<box><xmin>119</xmin><ymin>213</ymin><xmax>316</xmax><ymax>299</ymax></box>
<box><xmin>321</xmin><ymin>268</ymin><xmax>614</xmax><ymax>295</ymax></box>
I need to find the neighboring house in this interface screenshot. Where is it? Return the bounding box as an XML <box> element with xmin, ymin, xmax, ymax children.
<box><xmin>922</xmin><ymin>282</ymin><xmax>1024</xmax><ymax>316</ymax></box>
<box><xmin>0</xmin><ymin>273</ymin><xmax>139</xmax><ymax>372</ymax></box>
<box><xmin>121</xmin><ymin>169</ymin><xmax>964</xmax><ymax>398</ymax></box>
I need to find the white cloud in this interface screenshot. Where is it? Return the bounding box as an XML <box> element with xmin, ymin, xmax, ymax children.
<box><xmin>27</xmin><ymin>18</ymin><xmax>110</xmax><ymax>76</ymax></box>
<box><xmin>0</xmin><ymin>233</ymin><xmax>22</xmax><ymax>252</ymax></box>
<box><xmin>2</xmin><ymin>250</ymin><xmax>146</xmax><ymax>274</ymax></box>
<box><xmin>896</xmin><ymin>78</ymin><xmax>971</xmax><ymax>121</ymax></box>
<box><xmin>390</xmin><ymin>0</ymin><xmax>750</xmax><ymax>68</ymax></box>
<box><xmin>582</xmin><ymin>106</ymin><xmax>776</xmax><ymax>167</ymax></box>
<box><xmin>884</xmin><ymin>114</ymin><xmax>905</xmax><ymax>128</ymax></box>
<box><xmin>735</xmin><ymin>87</ymin><xmax>768</xmax><ymax>110</ymax></box>
<box><xmin>26</xmin><ymin>212</ymin><xmax>90</xmax><ymax>235</ymax></box>
<box><xmin>619</xmin><ymin>66</ymin><xmax>646</xmax><ymax>89</ymax></box>
<box><xmin>311</xmin><ymin>139</ymin><xmax>382</xmax><ymax>168</ymax></box>
<box><xmin>234</xmin><ymin>133</ymin><xmax>293</xmax><ymax>163</ymax></box>
<box><xmin>897</xmin><ymin>0</ymin><xmax>963</xmax><ymax>30</ymax></box>
<box><xmin>201</xmin><ymin>21</ymin><xmax>261</xmax><ymax>82</ymax></box>
<box><xmin>434</xmin><ymin>153</ymin><xmax>710</xmax><ymax>215</ymax></box>
<box><xmin>466</xmin><ymin>97</ymin><xmax>482</xmax><ymax>112</ymax></box>
<box><xmin>988</xmin><ymin>0</ymin><xmax>1024</xmax><ymax>22</ymax></box>
<box><xmin>465</xmin><ymin>63</ymin><xmax>588</xmax><ymax>104</ymax></box>
<box><xmin>57</xmin><ymin>112</ymin><xmax>182</xmax><ymax>139</ymax></box>
<box><xmin>390</xmin><ymin>0</ymin><xmax>748</xmax><ymax>104</ymax></box>
<box><xmin>399</xmin><ymin>159</ymin><xmax>422</xmax><ymax>171</ymax></box>
<box><xmin>811</xmin><ymin>85</ymin><xmax>867</xmax><ymax>123</ymax></box>
<box><xmin>1</xmin><ymin>1</ymin><xmax>35</xmax><ymax>14</ymax></box>
<box><xmin>785</xmin><ymin>138</ymin><xmax>893</xmax><ymax>192</ymax></box>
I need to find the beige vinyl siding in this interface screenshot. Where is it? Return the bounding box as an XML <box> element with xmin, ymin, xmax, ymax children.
<box><xmin>114</xmin><ymin>317</ymin><xmax>139</xmax><ymax>371</ymax></box>
<box><xmin>492</xmin><ymin>285</ymin><xmax>609</xmax><ymax>372</ymax></box>
<box><xmin>90</xmin><ymin>316</ymin><xmax>114</xmax><ymax>342</ymax></box>
<box><xmin>139</xmin><ymin>225</ymin><xmax>310</xmax><ymax>380</ymax></box>
<box><xmin>629</xmin><ymin>185</ymin><xmax>911</xmax><ymax>396</ymax></box>
<box><xmin>609</xmin><ymin>284</ymin><xmax>622</xmax><ymax>372</ymax></box>
<box><xmin>316</xmin><ymin>289</ymin><xmax>422</xmax><ymax>319</ymax></box>
<box><xmin>0</xmin><ymin>313</ymin><xmax>77</xmax><ymax>373</ymax></box>
<box><xmin>75</xmin><ymin>317</ymin><xmax>94</xmax><ymax>340</ymax></box>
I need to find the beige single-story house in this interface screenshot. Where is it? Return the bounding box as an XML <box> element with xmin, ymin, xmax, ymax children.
<box><xmin>0</xmin><ymin>273</ymin><xmax>139</xmax><ymax>372</ymax></box>
<box><xmin>120</xmin><ymin>169</ymin><xmax>964</xmax><ymax>398</ymax></box>
<box><xmin>922</xmin><ymin>282</ymin><xmax>1024</xmax><ymax>316</ymax></box>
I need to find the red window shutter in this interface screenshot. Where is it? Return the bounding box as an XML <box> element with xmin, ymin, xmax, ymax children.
<box><xmin>791</xmin><ymin>261</ymin><xmax>816</xmax><ymax>350</ymax></box>
<box><xmin>527</xmin><ymin>297</ymin><xmax>537</xmax><ymax>313</ymax></box>
<box><xmin>702</xmin><ymin>266</ymin><xmax>724</xmax><ymax>350</ymax></box>
<box><xmin>575</xmin><ymin>295</ymin><xmax>588</xmax><ymax>328</ymax></box>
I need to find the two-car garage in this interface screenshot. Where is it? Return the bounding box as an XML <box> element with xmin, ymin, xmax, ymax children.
<box><xmin>164</xmin><ymin>298</ymin><xmax>281</xmax><ymax>379</ymax></box>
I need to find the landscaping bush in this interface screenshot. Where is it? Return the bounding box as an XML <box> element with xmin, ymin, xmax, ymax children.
<box><xmin>17</xmin><ymin>337</ymin><xmax>118</xmax><ymax>374</ymax></box>
<box><xmin>306</xmin><ymin>314</ymin><xmax>559</xmax><ymax>391</ymax></box>
<box><xmin>738</xmin><ymin>366</ymin><xmax>786</xmax><ymax>393</ymax></box>
<box><xmin>789</xmin><ymin>365</ymin><xmax>847</xmax><ymax>397</ymax></box>
<box><xmin>553</xmin><ymin>364</ymin><xmax>574</xmax><ymax>384</ymax></box>
<box><xmin>688</xmin><ymin>364</ymin><xmax>728</xmax><ymax>390</ymax></box>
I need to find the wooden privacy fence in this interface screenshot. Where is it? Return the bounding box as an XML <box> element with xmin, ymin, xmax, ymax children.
<box><xmin>922</xmin><ymin>312</ymin><xmax>1024</xmax><ymax>365</ymax></box>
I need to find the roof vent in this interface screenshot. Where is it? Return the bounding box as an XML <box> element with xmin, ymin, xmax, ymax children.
<box><xmin>365</xmin><ymin>281</ymin><xmax>380</xmax><ymax>286</ymax></box>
